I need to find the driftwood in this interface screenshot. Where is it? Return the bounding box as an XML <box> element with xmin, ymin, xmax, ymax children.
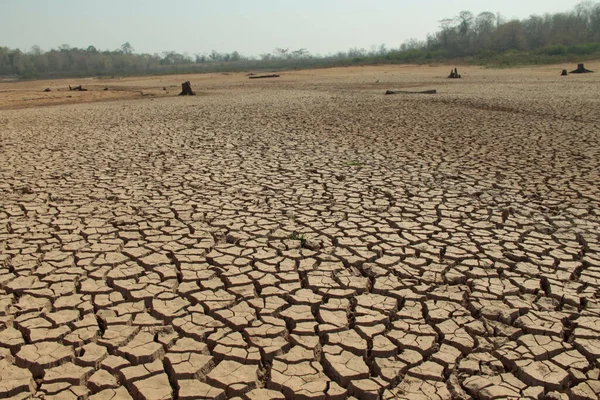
<box><xmin>448</xmin><ymin>68</ymin><xmax>461</xmax><ymax>79</ymax></box>
<box><xmin>179</xmin><ymin>81</ymin><xmax>195</xmax><ymax>96</ymax></box>
<box><xmin>249</xmin><ymin>74</ymin><xmax>280</xmax><ymax>79</ymax></box>
<box><xmin>570</xmin><ymin>63</ymin><xmax>593</xmax><ymax>74</ymax></box>
<box><xmin>43</xmin><ymin>88</ymin><xmax>51</xmax><ymax>92</ymax></box>
<box><xmin>69</xmin><ymin>85</ymin><xmax>88</xmax><ymax>92</ymax></box>
<box><xmin>561</xmin><ymin>69</ymin><xmax>568</xmax><ymax>76</ymax></box>
<box><xmin>385</xmin><ymin>89</ymin><xmax>437</xmax><ymax>95</ymax></box>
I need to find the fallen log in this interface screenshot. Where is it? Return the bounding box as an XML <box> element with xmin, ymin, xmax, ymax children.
<box><xmin>385</xmin><ymin>89</ymin><xmax>437</xmax><ymax>95</ymax></box>
<box><xmin>249</xmin><ymin>74</ymin><xmax>280</xmax><ymax>79</ymax></box>
<box><xmin>570</xmin><ymin>63</ymin><xmax>593</xmax><ymax>73</ymax></box>
<box><xmin>69</xmin><ymin>85</ymin><xmax>88</xmax><ymax>91</ymax></box>
<box><xmin>179</xmin><ymin>81</ymin><xmax>195</xmax><ymax>96</ymax></box>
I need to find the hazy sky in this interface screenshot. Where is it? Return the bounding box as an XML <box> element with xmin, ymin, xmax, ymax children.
<box><xmin>1</xmin><ymin>0</ymin><xmax>583</xmax><ymax>56</ymax></box>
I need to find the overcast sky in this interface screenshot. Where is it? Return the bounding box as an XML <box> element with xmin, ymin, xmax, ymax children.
<box><xmin>1</xmin><ymin>0</ymin><xmax>584</xmax><ymax>56</ymax></box>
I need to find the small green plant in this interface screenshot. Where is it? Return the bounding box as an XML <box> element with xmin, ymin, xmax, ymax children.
<box><xmin>345</xmin><ymin>160</ymin><xmax>362</xmax><ymax>167</ymax></box>
<box><xmin>289</xmin><ymin>231</ymin><xmax>306</xmax><ymax>246</ymax></box>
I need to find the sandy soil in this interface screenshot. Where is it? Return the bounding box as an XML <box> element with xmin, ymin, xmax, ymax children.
<box><xmin>1</xmin><ymin>63</ymin><xmax>599</xmax><ymax>399</ymax></box>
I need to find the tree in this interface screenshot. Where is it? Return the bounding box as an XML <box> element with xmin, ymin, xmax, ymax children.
<box><xmin>475</xmin><ymin>12</ymin><xmax>496</xmax><ymax>35</ymax></box>
<box><xmin>494</xmin><ymin>20</ymin><xmax>526</xmax><ymax>51</ymax></box>
<box><xmin>590</xmin><ymin>2</ymin><xmax>600</xmax><ymax>40</ymax></box>
<box><xmin>209</xmin><ymin>50</ymin><xmax>222</xmax><ymax>62</ymax></box>
<box><xmin>474</xmin><ymin>12</ymin><xmax>496</xmax><ymax>48</ymax></box>
<box><xmin>458</xmin><ymin>11</ymin><xmax>474</xmax><ymax>36</ymax></box>
<box><xmin>29</xmin><ymin>45</ymin><xmax>42</xmax><ymax>56</ymax></box>
<box><xmin>195</xmin><ymin>53</ymin><xmax>207</xmax><ymax>63</ymax></box>
<box><xmin>291</xmin><ymin>48</ymin><xmax>309</xmax><ymax>59</ymax></box>
<box><xmin>86</xmin><ymin>45</ymin><xmax>98</xmax><ymax>53</ymax></box>
<box><xmin>438</xmin><ymin>18</ymin><xmax>458</xmax><ymax>49</ymax></box>
<box><xmin>120</xmin><ymin>42</ymin><xmax>134</xmax><ymax>55</ymax></box>
<box><xmin>274</xmin><ymin>48</ymin><xmax>289</xmax><ymax>59</ymax></box>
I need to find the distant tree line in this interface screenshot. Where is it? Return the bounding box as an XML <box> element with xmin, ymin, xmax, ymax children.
<box><xmin>1</xmin><ymin>1</ymin><xmax>599</xmax><ymax>79</ymax></box>
<box><xmin>420</xmin><ymin>1</ymin><xmax>600</xmax><ymax>62</ymax></box>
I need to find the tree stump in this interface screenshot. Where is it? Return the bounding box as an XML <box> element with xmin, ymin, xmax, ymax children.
<box><xmin>561</xmin><ymin>69</ymin><xmax>568</xmax><ymax>76</ymax></box>
<box><xmin>448</xmin><ymin>68</ymin><xmax>461</xmax><ymax>79</ymax></box>
<box><xmin>570</xmin><ymin>63</ymin><xmax>593</xmax><ymax>74</ymax></box>
<box><xmin>179</xmin><ymin>81</ymin><xmax>196</xmax><ymax>95</ymax></box>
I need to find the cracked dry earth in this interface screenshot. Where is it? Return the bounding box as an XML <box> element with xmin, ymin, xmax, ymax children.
<box><xmin>1</xmin><ymin>67</ymin><xmax>600</xmax><ymax>400</ymax></box>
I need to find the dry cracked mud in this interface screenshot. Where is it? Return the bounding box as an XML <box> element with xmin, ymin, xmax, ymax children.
<box><xmin>0</xmin><ymin>65</ymin><xmax>599</xmax><ymax>399</ymax></box>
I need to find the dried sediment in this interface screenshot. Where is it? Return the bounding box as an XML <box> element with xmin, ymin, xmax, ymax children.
<box><xmin>0</xmin><ymin>67</ymin><xmax>599</xmax><ymax>399</ymax></box>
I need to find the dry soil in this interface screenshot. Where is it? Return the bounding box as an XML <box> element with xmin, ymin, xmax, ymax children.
<box><xmin>1</xmin><ymin>63</ymin><xmax>599</xmax><ymax>399</ymax></box>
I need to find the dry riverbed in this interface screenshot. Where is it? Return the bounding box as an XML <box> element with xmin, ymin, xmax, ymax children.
<box><xmin>1</xmin><ymin>63</ymin><xmax>599</xmax><ymax>399</ymax></box>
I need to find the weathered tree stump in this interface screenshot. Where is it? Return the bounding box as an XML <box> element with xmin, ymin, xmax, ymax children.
<box><xmin>561</xmin><ymin>69</ymin><xmax>568</xmax><ymax>76</ymax></box>
<box><xmin>385</xmin><ymin>89</ymin><xmax>437</xmax><ymax>95</ymax></box>
<box><xmin>570</xmin><ymin>63</ymin><xmax>593</xmax><ymax>74</ymax></box>
<box><xmin>448</xmin><ymin>68</ymin><xmax>461</xmax><ymax>79</ymax></box>
<box><xmin>43</xmin><ymin>88</ymin><xmax>51</xmax><ymax>92</ymax></box>
<box><xmin>249</xmin><ymin>74</ymin><xmax>280</xmax><ymax>79</ymax></box>
<box><xmin>179</xmin><ymin>81</ymin><xmax>195</xmax><ymax>95</ymax></box>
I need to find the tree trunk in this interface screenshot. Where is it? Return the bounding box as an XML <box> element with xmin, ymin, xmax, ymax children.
<box><xmin>179</xmin><ymin>81</ymin><xmax>196</xmax><ymax>95</ymax></box>
<box><xmin>570</xmin><ymin>63</ymin><xmax>593</xmax><ymax>74</ymax></box>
